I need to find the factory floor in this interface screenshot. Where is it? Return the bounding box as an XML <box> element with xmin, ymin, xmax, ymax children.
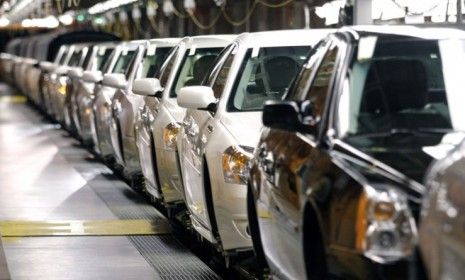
<box><xmin>0</xmin><ymin>84</ymin><xmax>219</xmax><ymax>280</ymax></box>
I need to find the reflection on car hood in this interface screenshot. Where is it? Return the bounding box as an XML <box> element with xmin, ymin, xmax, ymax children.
<box><xmin>220</xmin><ymin>111</ymin><xmax>263</xmax><ymax>148</ymax></box>
<box><xmin>337</xmin><ymin>132</ymin><xmax>465</xmax><ymax>200</ymax></box>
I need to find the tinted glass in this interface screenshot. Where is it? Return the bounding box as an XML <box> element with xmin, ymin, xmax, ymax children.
<box><xmin>337</xmin><ymin>38</ymin><xmax>464</xmax><ymax>153</ymax></box>
<box><xmin>158</xmin><ymin>46</ymin><xmax>178</xmax><ymax>87</ymax></box>
<box><xmin>67</xmin><ymin>49</ymin><xmax>83</xmax><ymax>67</ymax></box>
<box><xmin>170</xmin><ymin>47</ymin><xmax>222</xmax><ymax>98</ymax></box>
<box><xmin>96</xmin><ymin>48</ymin><xmax>114</xmax><ymax>71</ymax></box>
<box><xmin>138</xmin><ymin>47</ymin><xmax>171</xmax><ymax>78</ymax></box>
<box><xmin>228</xmin><ymin>46</ymin><xmax>310</xmax><ymax>112</ymax></box>
<box><xmin>112</xmin><ymin>50</ymin><xmax>135</xmax><ymax>74</ymax></box>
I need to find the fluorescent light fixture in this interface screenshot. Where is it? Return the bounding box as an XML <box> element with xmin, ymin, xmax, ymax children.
<box><xmin>88</xmin><ymin>0</ymin><xmax>138</xmax><ymax>15</ymax></box>
<box><xmin>58</xmin><ymin>13</ymin><xmax>74</xmax><ymax>26</ymax></box>
<box><xmin>0</xmin><ymin>16</ymin><xmax>10</xmax><ymax>27</ymax></box>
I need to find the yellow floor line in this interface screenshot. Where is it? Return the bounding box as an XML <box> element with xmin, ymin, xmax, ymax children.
<box><xmin>0</xmin><ymin>219</ymin><xmax>171</xmax><ymax>237</ymax></box>
<box><xmin>0</xmin><ymin>95</ymin><xmax>26</xmax><ymax>104</ymax></box>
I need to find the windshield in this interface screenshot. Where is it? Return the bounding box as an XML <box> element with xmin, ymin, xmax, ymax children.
<box><xmin>338</xmin><ymin>38</ymin><xmax>465</xmax><ymax>150</ymax></box>
<box><xmin>67</xmin><ymin>49</ymin><xmax>83</xmax><ymax>67</ymax></box>
<box><xmin>137</xmin><ymin>47</ymin><xmax>171</xmax><ymax>79</ymax></box>
<box><xmin>96</xmin><ymin>47</ymin><xmax>114</xmax><ymax>71</ymax></box>
<box><xmin>227</xmin><ymin>46</ymin><xmax>310</xmax><ymax>112</ymax></box>
<box><xmin>111</xmin><ymin>50</ymin><xmax>135</xmax><ymax>75</ymax></box>
<box><xmin>170</xmin><ymin>47</ymin><xmax>222</xmax><ymax>98</ymax></box>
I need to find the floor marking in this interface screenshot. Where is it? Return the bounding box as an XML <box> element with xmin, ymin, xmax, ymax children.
<box><xmin>0</xmin><ymin>95</ymin><xmax>26</xmax><ymax>104</ymax></box>
<box><xmin>0</xmin><ymin>219</ymin><xmax>171</xmax><ymax>237</ymax></box>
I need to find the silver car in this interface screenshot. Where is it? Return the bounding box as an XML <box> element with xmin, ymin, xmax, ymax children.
<box><xmin>92</xmin><ymin>40</ymin><xmax>145</xmax><ymax>163</ymax></box>
<box><xmin>110</xmin><ymin>38</ymin><xmax>179</xmax><ymax>181</ymax></box>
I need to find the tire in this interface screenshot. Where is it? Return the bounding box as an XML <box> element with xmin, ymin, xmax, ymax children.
<box><xmin>247</xmin><ymin>184</ymin><xmax>269</xmax><ymax>275</ymax></box>
<box><xmin>303</xmin><ymin>203</ymin><xmax>328</xmax><ymax>280</ymax></box>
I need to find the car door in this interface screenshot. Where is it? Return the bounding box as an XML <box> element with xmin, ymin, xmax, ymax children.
<box><xmin>258</xmin><ymin>39</ymin><xmax>342</xmax><ymax>279</ymax></box>
<box><xmin>181</xmin><ymin>45</ymin><xmax>237</xmax><ymax>239</ymax></box>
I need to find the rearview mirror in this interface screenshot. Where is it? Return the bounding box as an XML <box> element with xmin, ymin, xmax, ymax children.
<box><xmin>262</xmin><ymin>100</ymin><xmax>316</xmax><ymax>134</ymax></box>
<box><xmin>102</xmin><ymin>73</ymin><xmax>127</xmax><ymax>89</ymax></box>
<box><xmin>82</xmin><ymin>71</ymin><xmax>103</xmax><ymax>83</ymax></box>
<box><xmin>177</xmin><ymin>86</ymin><xmax>216</xmax><ymax>110</ymax></box>
<box><xmin>132</xmin><ymin>78</ymin><xmax>163</xmax><ymax>97</ymax></box>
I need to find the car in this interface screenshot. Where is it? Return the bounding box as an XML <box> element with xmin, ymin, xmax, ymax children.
<box><xmin>175</xmin><ymin>29</ymin><xmax>328</xmax><ymax>262</ymax></box>
<box><xmin>419</xmin><ymin>135</ymin><xmax>465</xmax><ymax>280</ymax></box>
<box><xmin>92</xmin><ymin>40</ymin><xmax>144</xmax><ymax>164</ymax></box>
<box><xmin>133</xmin><ymin>35</ymin><xmax>234</xmax><ymax>205</ymax></box>
<box><xmin>247</xmin><ymin>25</ymin><xmax>465</xmax><ymax>279</ymax></box>
<box><xmin>73</xmin><ymin>42</ymin><xmax>118</xmax><ymax>146</ymax></box>
<box><xmin>109</xmin><ymin>38</ymin><xmax>180</xmax><ymax>183</ymax></box>
<box><xmin>41</xmin><ymin>45</ymin><xmax>72</xmax><ymax>117</ymax></box>
<box><xmin>49</xmin><ymin>43</ymin><xmax>89</xmax><ymax>123</ymax></box>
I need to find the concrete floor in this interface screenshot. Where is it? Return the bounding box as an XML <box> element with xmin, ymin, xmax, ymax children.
<box><xmin>0</xmin><ymin>85</ymin><xmax>218</xmax><ymax>280</ymax></box>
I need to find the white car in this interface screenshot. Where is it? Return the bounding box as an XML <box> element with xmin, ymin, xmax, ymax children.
<box><xmin>92</xmin><ymin>40</ymin><xmax>145</xmax><ymax>163</ymax></box>
<box><xmin>110</xmin><ymin>38</ymin><xmax>180</xmax><ymax>181</ymax></box>
<box><xmin>133</xmin><ymin>35</ymin><xmax>234</xmax><ymax>206</ymax></box>
<box><xmin>73</xmin><ymin>43</ymin><xmax>118</xmax><ymax>146</ymax></box>
<box><xmin>176</xmin><ymin>29</ymin><xmax>330</xmax><ymax>258</ymax></box>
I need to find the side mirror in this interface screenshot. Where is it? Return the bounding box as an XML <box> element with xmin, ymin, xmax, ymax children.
<box><xmin>68</xmin><ymin>68</ymin><xmax>83</xmax><ymax>79</ymax></box>
<box><xmin>132</xmin><ymin>78</ymin><xmax>163</xmax><ymax>97</ymax></box>
<box><xmin>39</xmin><ymin>61</ymin><xmax>55</xmax><ymax>72</ymax></box>
<box><xmin>102</xmin><ymin>73</ymin><xmax>127</xmax><ymax>89</ymax></box>
<box><xmin>82</xmin><ymin>71</ymin><xmax>103</xmax><ymax>83</ymax></box>
<box><xmin>54</xmin><ymin>66</ymin><xmax>69</xmax><ymax>75</ymax></box>
<box><xmin>177</xmin><ymin>86</ymin><xmax>216</xmax><ymax>110</ymax></box>
<box><xmin>262</xmin><ymin>100</ymin><xmax>316</xmax><ymax>134</ymax></box>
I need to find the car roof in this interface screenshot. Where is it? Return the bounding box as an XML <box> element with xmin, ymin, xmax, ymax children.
<box><xmin>180</xmin><ymin>35</ymin><xmax>237</xmax><ymax>48</ymax></box>
<box><xmin>148</xmin><ymin>38</ymin><xmax>181</xmax><ymax>48</ymax></box>
<box><xmin>341</xmin><ymin>25</ymin><xmax>465</xmax><ymax>41</ymax></box>
<box><xmin>235</xmin><ymin>29</ymin><xmax>333</xmax><ymax>48</ymax></box>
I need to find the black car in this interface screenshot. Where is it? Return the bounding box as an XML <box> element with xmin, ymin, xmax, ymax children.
<box><xmin>247</xmin><ymin>26</ymin><xmax>465</xmax><ymax>279</ymax></box>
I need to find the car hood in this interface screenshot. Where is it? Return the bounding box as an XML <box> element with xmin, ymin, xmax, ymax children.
<box><xmin>220</xmin><ymin>111</ymin><xmax>263</xmax><ymax>148</ymax></box>
<box><xmin>335</xmin><ymin>132</ymin><xmax>465</xmax><ymax>199</ymax></box>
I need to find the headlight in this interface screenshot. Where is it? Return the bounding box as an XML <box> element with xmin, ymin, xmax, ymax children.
<box><xmin>222</xmin><ymin>146</ymin><xmax>253</xmax><ymax>184</ymax></box>
<box><xmin>163</xmin><ymin>122</ymin><xmax>180</xmax><ymax>150</ymax></box>
<box><xmin>57</xmin><ymin>76</ymin><xmax>68</xmax><ymax>95</ymax></box>
<box><xmin>356</xmin><ymin>186</ymin><xmax>417</xmax><ymax>263</ymax></box>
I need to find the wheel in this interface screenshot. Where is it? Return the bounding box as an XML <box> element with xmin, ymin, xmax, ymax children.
<box><xmin>303</xmin><ymin>203</ymin><xmax>328</xmax><ymax>280</ymax></box>
<box><xmin>247</xmin><ymin>184</ymin><xmax>269</xmax><ymax>276</ymax></box>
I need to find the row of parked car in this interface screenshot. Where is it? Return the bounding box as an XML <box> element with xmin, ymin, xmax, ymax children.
<box><xmin>2</xmin><ymin>25</ymin><xmax>465</xmax><ymax>279</ymax></box>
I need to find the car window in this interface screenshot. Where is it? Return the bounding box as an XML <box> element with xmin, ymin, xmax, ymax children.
<box><xmin>227</xmin><ymin>46</ymin><xmax>310</xmax><ymax>112</ymax></box>
<box><xmin>306</xmin><ymin>43</ymin><xmax>339</xmax><ymax>119</ymax></box>
<box><xmin>67</xmin><ymin>49</ymin><xmax>83</xmax><ymax>67</ymax></box>
<box><xmin>59</xmin><ymin>48</ymin><xmax>71</xmax><ymax>65</ymax></box>
<box><xmin>96</xmin><ymin>47</ymin><xmax>114</xmax><ymax>71</ymax></box>
<box><xmin>286</xmin><ymin>41</ymin><xmax>329</xmax><ymax>101</ymax></box>
<box><xmin>170</xmin><ymin>47</ymin><xmax>223</xmax><ymax>98</ymax></box>
<box><xmin>54</xmin><ymin>47</ymin><xmax>66</xmax><ymax>64</ymax></box>
<box><xmin>112</xmin><ymin>50</ymin><xmax>136</xmax><ymax>75</ymax></box>
<box><xmin>136</xmin><ymin>47</ymin><xmax>171</xmax><ymax>79</ymax></box>
<box><xmin>338</xmin><ymin>38</ymin><xmax>459</xmax><ymax>150</ymax></box>
<box><xmin>158</xmin><ymin>46</ymin><xmax>179</xmax><ymax>87</ymax></box>
<box><xmin>207</xmin><ymin>45</ymin><xmax>237</xmax><ymax>98</ymax></box>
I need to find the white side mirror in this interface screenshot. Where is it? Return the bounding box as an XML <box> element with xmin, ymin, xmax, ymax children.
<box><xmin>102</xmin><ymin>73</ymin><xmax>127</xmax><ymax>89</ymax></box>
<box><xmin>68</xmin><ymin>68</ymin><xmax>83</xmax><ymax>79</ymax></box>
<box><xmin>132</xmin><ymin>78</ymin><xmax>163</xmax><ymax>97</ymax></box>
<box><xmin>177</xmin><ymin>86</ymin><xmax>216</xmax><ymax>110</ymax></box>
<box><xmin>82</xmin><ymin>71</ymin><xmax>103</xmax><ymax>83</ymax></box>
<box><xmin>55</xmin><ymin>66</ymin><xmax>69</xmax><ymax>75</ymax></box>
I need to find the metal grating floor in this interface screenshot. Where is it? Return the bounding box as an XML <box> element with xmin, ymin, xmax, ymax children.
<box><xmin>0</xmin><ymin>85</ymin><xmax>219</xmax><ymax>279</ymax></box>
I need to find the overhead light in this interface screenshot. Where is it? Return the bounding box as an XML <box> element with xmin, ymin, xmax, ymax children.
<box><xmin>88</xmin><ymin>0</ymin><xmax>138</xmax><ymax>15</ymax></box>
<box><xmin>21</xmin><ymin>16</ymin><xmax>59</xmax><ymax>29</ymax></box>
<box><xmin>58</xmin><ymin>13</ymin><xmax>74</xmax><ymax>26</ymax></box>
<box><xmin>0</xmin><ymin>16</ymin><xmax>10</xmax><ymax>27</ymax></box>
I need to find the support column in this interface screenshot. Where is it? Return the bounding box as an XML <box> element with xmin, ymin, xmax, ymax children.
<box><xmin>353</xmin><ymin>0</ymin><xmax>372</xmax><ymax>25</ymax></box>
